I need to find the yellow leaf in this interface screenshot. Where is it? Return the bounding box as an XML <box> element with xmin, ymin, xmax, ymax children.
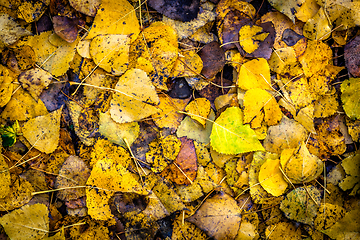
<box><xmin>151</xmin><ymin>95</ymin><xmax>190</xmax><ymax>130</ymax></box>
<box><xmin>243</xmin><ymin>89</ymin><xmax>282</xmax><ymax>128</ymax></box>
<box><xmin>89</xmin><ymin>34</ymin><xmax>130</xmax><ymax>75</ymax></box>
<box><xmin>1</xmin><ymin>87</ymin><xmax>48</xmax><ymax>121</ymax></box>
<box><xmin>171</xmin><ymin>50</ymin><xmax>203</xmax><ymax>78</ymax></box>
<box><xmin>313</xmin><ymin>94</ymin><xmax>339</xmax><ymax>118</ymax></box>
<box><xmin>17</xmin><ymin>1</ymin><xmax>47</xmax><ymax>23</ymax></box>
<box><xmin>295</xmin><ymin>0</ymin><xmax>320</xmax><ymax>22</ymax></box>
<box><xmin>238</xmin><ymin>58</ymin><xmax>271</xmax><ymax>90</ymax></box>
<box><xmin>18</xmin><ymin>68</ymin><xmax>52</xmax><ymax>101</ymax></box>
<box><xmin>268</xmin><ymin>0</ymin><xmax>305</xmax><ymax>23</ymax></box>
<box><xmin>99</xmin><ymin>110</ymin><xmax>140</xmax><ymax>147</ymax></box>
<box><xmin>239</xmin><ymin>25</ymin><xmax>269</xmax><ymax>54</ymax></box>
<box><xmin>185</xmin><ymin>98</ymin><xmax>211</xmax><ymax>127</ymax></box>
<box><xmin>0</xmin><ymin>13</ymin><xmax>31</xmax><ymax>45</ymax></box>
<box><xmin>0</xmin><ymin>67</ymin><xmax>14</xmax><ymax>107</ymax></box>
<box><xmin>22</xmin><ymin>107</ymin><xmax>62</xmax><ymax>154</ymax></box>
<box><xmin>0</xmin><ymin>203</ymin><xmax>49</xmax><ymax>240</ymax></box>
<box><xmin>0</xmin><ymin>177</ymin><xmax>34</xmax><ymax>211</ymax></box>
<box><xmin>259</xmin><ymin>158</ymin><xmax>288</xmax><ymax>197</ymax></box>
<box><xmin>0</xmin><ymin>153</ymin><xmax>10</xmax><ymax>198</ymax></box>
<box><xmin>303</xmin><ymin>7</ymin><xmax>332</xmax><ymax>40</ymax></box>
<box><xmin>69</xmin><ymin>0</ymin><xmax>101</xmax><ymax>17</ymax></box>
<box><xmin>110</xmin><ymin>69</ymin><xmax>160</xmax><ymax>123</ymax></box>
<box><xmin>86</xmin><ymin>0</ymin><xmax>140</xmax><ymax>41</ymax></box>
<box><xmin>268</xmin><ymin>47</ymin><xmax>297</xmax><ymax>74</ymax></box>
<box><xmin>76</xmin><ymin>39</ymin><xmax>91</xmax><ymax>58</ymax></box>
<box><xmin>20</xmin><ymin>31</ymin><xmax>78</xmax><ymax>77</ymax></box>
<box><xmin>86</xmin><ymin>158</ymin><xmax>148</xmax><ymax>220</ymax></box>
<box><xmin>281</xmin><ymin>142</ymin><xmax>323</xmax><ymax>184</ymax></box>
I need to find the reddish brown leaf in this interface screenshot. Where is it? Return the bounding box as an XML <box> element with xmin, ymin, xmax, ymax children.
<box><xmin>52</xmin><ymin>16</ymin><xmax>79</xmax><ymax>43</ymax></box>
<box><xmin>160</xmin><ymin>137</ymin><xmax>198</xmax><ymax>185</ymax></box>
<box><xmin>148</xmin><ymin>0</ymin><xmax>200</xmax><ymax>22</ymax></box>
<box><xmin>345</xmin><ymin>35</ymin><xmax>360</xmax><ymax>77</ymax></box>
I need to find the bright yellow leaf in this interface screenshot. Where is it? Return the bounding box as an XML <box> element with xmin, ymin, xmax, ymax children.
<box><xmin>0</xmin><ymin>67</ymin><xmax>14</xmax><ymax>107</ymax></box>
<box><xmin>185</xmin><ymin>98</ymin><xmax>211</xmax><ymax>127</ymax></box>
<box><xmin>239</xmin><ymin>25</ymin><xmax>269</xmax><ymax>54</ymax></box>
<box><xmin>238</xmin><ymin>58</ymin><xmax>271</xmax><ymax>90</ymax></box>
<box><xmin>268</xmin><ymin>47</ymin><xmax>297</xmax><ymax>74</ymax></box>
<box><xmin>171</xmin><ymin>50</ymin><xmax>203</xmax><ymax>78</ymax></box>
<box><xmin>243</xmin><ymin>88</ymin><xmax>282</xmax><ymax>128</ymax></box>
<box><xmin>303</xmin><ymin>7</ymin><xmax>332</xmax><ymax>40</ymax></box>
<box><xmin>259</xmin><ymin>158</ymin><xmax>288</xmax><ymax>197</ymax></box>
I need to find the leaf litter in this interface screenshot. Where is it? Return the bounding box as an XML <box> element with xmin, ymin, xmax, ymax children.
<box><xmin>0</xmin><ymin>0</ymin><xmax>359</xmax><ymax>239</ymax></box>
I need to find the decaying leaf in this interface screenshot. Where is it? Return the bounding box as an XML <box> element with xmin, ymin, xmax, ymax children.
<box><xmin>187</xmin><ymin>192</ymin><xmax>241</xmax><ymax>239</ymax></box>
<box><xmin>280</xmin><ymin>186</ymin><xmax>321</xmax><ymax>225</ymax></box>
<box><xmin>18</xmin><ymin>68</ymin><xmax>52</xmax><ymax>101</ymax></box>
<box><xmin>0</xmin><ymin>177</ymin><xmax>34</xmax><ymax>211</ymax></box>
<box><xmin>0</xmin><ymin>203</ymin><xmax>49</xmax><ymax>240</ymax></box>
<box><xmin>0</xmin><ymin>13</ymin><xmax>31</xmax><ymax>45</ymax></box>
<box><xmin>341</xmin><ymin>78</ymin><xmax>360</xmax><ymax>120</ymax></box>
<box><xmin>338</xmin><ymin>151</ymin><xmax>360</xmax><ymax>196</ymax></box>
<box><xmin>265</xmin><ymin>222</ymin><xmax>302</xmax><ymax>240</ymax></box>
<box><xmin>0</xmin><ymin>153</ymin><xmax>10</xmax><ymax>199</ymax></box>
<box><xmin>210</xmin><ymin>107</ymin><xmax>264</xmax><ymax>154</ymax></box>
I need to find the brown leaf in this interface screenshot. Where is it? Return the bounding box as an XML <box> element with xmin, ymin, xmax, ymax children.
<box><xmin>161</xmin><ymin>137</ymin><xmax>198</xmax><ymax>185</ymax></box>
<box><xmin>198</xmin><ymin>41</ymin><xmax>225</xmax><ymax>79</ymax></box>
<box><xmin>148</xmin><ymin>0</ymin><xmax>200</xmax><ymax>22</ymax></box>
<box><xmin>345</xmin><ymin>35</ymin><xmax>360</xmax><ymax>77</ymax></box>
<box><xmin>52</xmin><ymin>16</ymin><xmax>79</xmax><ymax>43</ymax></box>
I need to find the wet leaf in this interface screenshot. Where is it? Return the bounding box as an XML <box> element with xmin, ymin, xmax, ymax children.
<box><xmin>187</xmin><ymin>192</ymin><xmax>241</xmax><ymax>239</ymax></box>
<box><xmin>210</xmin><ymin>107</ymin><xmax>264</xmax><ymax>154</ymax></box>
<box><xmin>22</xmin><ymin>107</ymin><xmax>62</xmax><ymax>154</ymax></box>
<box><xmin>0</xmin><ymin>203</ymin><xmax>49</xmax><ymax>240</ymax></box>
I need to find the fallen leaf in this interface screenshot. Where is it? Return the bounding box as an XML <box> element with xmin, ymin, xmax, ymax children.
<box><xmin>0</xmin><ymin>120</ymin><xmax>20</xmax><ymax>147</ymax></box>
<box><xmin>89</xmin><ymin>34</ymin><xmax>130</xmax><ymax>76</ymax></box>
<box><xmin>185</xmin><ymin>98</ymin><xmax>211</xmax><ymax>127</ymax></box>
<box><xmin>210</xmin><ymin>107</ymin><xmax>264</xmax><ymax>154</ymax></box>
<box><xmin>22</xmin><ymin>107</ymin><xmax>62</xmax><ymax>154</ymax></box>
<box><xmin>259</xmin><ymin>158</ymin><xmax>288</xmax><ymax>197</ymax></box>
<box><xmin>99</xmin><ymin>110</ymin><xmax>140</xmax><ymax>147</ymax></box>
<box><xmin>18</xmin><ymin>68</ymin><xmax>52</xmax><ymax>101</ymax></box>
<box><xmin>52</xmin><ymin>16</ymin><xmax>79</xmax><ymax>43</ymax></box>
<box><xmin>338</xmin><ymin>151</ymin><xmax>360</xmax><ymax>196</ymax></box>
<box><xmin>267</xmin><ymin>0</ymin><xmax>305</xmax><ymax>23</ymax></box>
<box><xmin>0</xmin><ymin>153</ymin><xmax>10</xmax><ymax>198</ymax></box>
<box><xmin>0</xmin><ymin>203</ymin><xmax>49</xmax><ymax>240</ymax></box>
<box><xmin>148</xmin><ymin>0</ymin><xmax>200</xmax><ymax>22</ymax></box>
<box><xmin>198</xmin><ymin>41</ymin><xmax>225</xmax><ymax>79</ymax></box>
<box><xmin>237</xmin><ymin>58</ymin><xmax>271</xmax><ymax>90</ymax></box>
<box><xmin>265</xmin><ymin>222</ymin><xmax>302</xmax><ymax>240</ymax></box>
<box><xmin>263</xmin><ymin>116</ymin><xmax>308</xmax><ymax>154</ymax></box>
<box><xmin>280</xmin><ymin>142</ymin><xmax>323</xmax><ymax>184</ymax></box>
<box><xmin>341</xmin><ymin>78</ymin><xmax>360</xmax><ymax>120</ymax></box>
<box><xmin>239</xmin><ymin>24</ymin><xmax>269</xmax><ymax>54</ymax></box>
<box><xmin>0</xmin><ymin>177</ymin><xmax>34</xmax><ymax>211</ymax></box>
<box><xmin>54</xmin><ymin>155</ymin><xmax>90</xmax><ymax>201</ymax></box>
<box><xmin>303</xmin><ymin>7</ymin><xmax>332</xmax><ymax>40</ymax></box>
<box><xmin>344</xmin><ymin>35</ymin><xmax>360</xmax><ymax>77</ymax></box>
<box><xmin>86</xmin><ymin>0</ymin><xmax>140</xmax><ymax>41</ymax></box>
<box><xmin>0</xmin><ymin>13</ymin><xmax>31</xmax><ymax>45</ymax></box>
<box><xmin>109</xmin><ymin>69</ymin><xmax>160</xmax><ymax>123</ymax></box>
<box><xmin>69</xmin><ymin>0</ymin><xmax>101</xmax><ymax>17</ymax></box>
<box><xmin>187</xmin><ymin>192</ymin><xmax>241</xmax><ymax>239</ymax></box>
<box><xmin>314</xmin><ymin>203</ymin><xmax>346</xmax><ymax>231</ymax></box>
<box><xmin>0</xmin><ymin>66</ymin><xmax>14</xmax><ymax>107</ymax></box>
<box><xmin>280</xmin><ymin>186</ymin><xmax>321</xmax><ymax>225</ymax></box>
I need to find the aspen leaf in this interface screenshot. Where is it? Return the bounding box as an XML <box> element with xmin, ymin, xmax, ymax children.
<box><xmin>76</xmin><ymin>39</ymin><xmax>91</xmax><ymax>58</ymax></box>
<box><xmin>86</xmin><ymin>0</ymin><xmax>140</xmax><ymax>41</ymax></box>
<box><xmin>20</xmin><ymin>31</ymin><xmax>78</xmax><ymax>77</ymax></box>
<box><xmin>69</xmin><ymin>0</ymin><xmax>101</xmax><ymax>17</ymax></box>
<box><xmin>1</xmin><ymin>87</ymin><xmax>48</xmax><ymax>121</ymax></box>
<box><xmin>172</xmin><ymin>215</ymin><xmax>208</xmax><ymax>240</ymax></box>
<box><xmin>110</xmin><ymin>69</ymin><xmax>160</xmax><ymax>123</ymax></box>
<box><xmin>86</xmin><ymin>157</ymin><xmax>148</xmax><ymax>220</ymax></box>
<box><xmin>243</xmin><ymin>88</ymin><xmax>282</xmax><ymax>128</ymax></box>
<box><xmin>313</xmin><ymin>94</ymin><xmax>339</xmax><ymax>118</ymax></box>
<box><xmin>259</xmin><ymin>158</ymin><xmax>288</xmax><ymax>197</ymax></box>
<box><xmin>151</xmin><ymin>95</ymin><xmax>190</xmax><ymax>130</ymax></box>
<box><xmin>295</xmin><ymin>0</ymin><xmax>320</xmax><ymax>22</ymax></box>
<box><xmin>99</xmin><ymin>110</ymin><xmax>140</xmax><ymax>147</ymax></box>
<box><xmin>210</xmin><ymin>107</ymin><xmax>264</xmax><ymax>154</ymax></box>
<box><xmin>0</xmin><ymin>203</ymin><xmax>49</xmax><ymax>240</ymax></box>
<box><xmin>267</xmin><ymin>0</ymin><xmax>305</xmax><ymax>23</ymax></box>
<box><xmin>18</xmin><ymin>68</ymin><xmax>52</xmax><ymax>101</ymax></box>
<box><xmin>280</xmin><ymin>142</ymin><xmax>323</xmax><ymax>184</ymax></box>
<box><xmin>268</xmin><ymin>47</ymin><xmax>297</xmax><ymax>73</ymax></box>
<box><xmin>265</xmin><ymin>222</ymin><xmax>302</xmax><ymax>240</ymax></box>
<box><xmin>89</xmin><ymin>34</ymin><xmax>130</xmax><ymax>75</ymax></box>
<box><xmin>341</xmin><ymin>78</ymin><xmax>360</xmax><ymax>120</ymax></box>
<box><xmin>280</xmin><ymin>186</ymin><xmax>321</xmax><ymax>225</ymax></box>
<box><xmin>263</xmin><ymin>116</ymin><xmax>308</xmax><ymax>154</ymax></box>
<box><xmin>303</xmin><ymin>7</ymin><xmax>332</xmax><ymax>40</ymax></box>
<box><xmin>0</xmin><ymin>153</ymin><xmax>10</xmax><ymax>199</ymax></box>
<box><xmin>338</xmin><ymin>151</ymin><xmax>360</xmax><ymax>196</ymax></box>
<box><xmin>0</xmin><ymin>67</ymin><xmax>13</xmax><ymax>108</ymax></box>
<box><xmin>314</xmin><ymin>203</ymin><xmax>346</xmax><ymax>231</ymax></box>
<box><xmin>237</xmin><ymin>58</ymin><xmax>271</xmax><ymax>90</ymax></box>
<box><xmin>171</xmin><ymin>50</ymin><xmax>203</xmax><ymax>78</ymax></box>
<box><xmin>0</xmin><ymin>178</ymin><xmax>34</xmax><ymax>211</ymax></box>
<box><xmin>185</xmin><ymin>98</ymin><xmax>211</xmax><ymax>127</ymax></box>
<box><xmin>186</xmin><ymin>192</ymin><xmax>241</xmax><ymax>240</ymax></box>
<box><xmin>23</xmin><ymin>107</ymin><xmax>62</xmax><ymax>154</ymax></box>
<box><xmin>239</xmin><ymin>25</ymin><xmax>269</xmax><ymax>54</ymax></box>
<box><xmin>0</xmin><ymin>13</ymin><xmax>31</xmax><ymax>45</ymax></box>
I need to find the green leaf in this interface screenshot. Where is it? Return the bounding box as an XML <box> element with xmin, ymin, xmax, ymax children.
<box><xmin>210</xmin><ymin>107</ymin><xmax>264</xmax><ymax>154</ymax></box>
<box><xmin>341</xmin><ymin>78</ymin><xmax>360</xmax><ymax>120</ymax></box>
<box><xmin>0</xmin><ymin>120</ymin><xmax>20</xmax><ymax>147</ymax></box>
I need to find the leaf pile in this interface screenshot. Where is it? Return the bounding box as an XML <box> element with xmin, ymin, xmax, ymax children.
<box><xmin>0</xmin><ymin>0</ymin><xmax>359</xmax><ymax>239</ymax></box>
